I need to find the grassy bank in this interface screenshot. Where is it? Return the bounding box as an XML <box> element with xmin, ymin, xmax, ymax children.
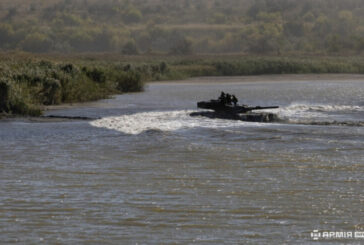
<box><xmin>1</xmin><ymin>53</ymin><xmax>363</xmax><ymax>116</ymax></box>
<box><xmin>0</xmin><ymin>56</ymin><xmax>153</xmax><ymax>116</ymax></box>
<box><xmin>166</xmin><ymin>55</ymin><xmax>364</xmax><ymax>77</ymax></box>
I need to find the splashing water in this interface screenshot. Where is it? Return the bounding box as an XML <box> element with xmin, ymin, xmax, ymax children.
<box><xmin>90</xmin><ymin>110</ymin><xmax>260</xmax><ymax>134</ymax></box>
<box><xmin>261</xmin><ymin>103</ymin><xmax>364</xmax><ymax>123</ymax></box>
<box><xmin>90</xmin><ymin>103</ymin><xmax>364</xmax><ymax>134</ymax></box>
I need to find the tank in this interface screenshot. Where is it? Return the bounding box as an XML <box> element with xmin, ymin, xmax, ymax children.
<box><xmin>190</xmin><ymin>96</ymin><xmax>279</xmax><ymax>122</ymax></box>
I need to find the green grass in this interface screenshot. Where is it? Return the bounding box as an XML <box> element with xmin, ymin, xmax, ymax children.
<box><xmin>0</xmin><ymin>57</ymin><xmax>147</xmax><ymax>116</ymax></box>
<box><xmin>1</xmin><ymin>53</ymin><xmax>363</xmax><ymax>116</ymax></box>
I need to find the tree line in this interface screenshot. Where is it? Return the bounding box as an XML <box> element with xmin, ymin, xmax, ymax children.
<box><xmin>0</xmin><ymin>0</ymin><xmax>362</xmax><ymax>55</ymax></box>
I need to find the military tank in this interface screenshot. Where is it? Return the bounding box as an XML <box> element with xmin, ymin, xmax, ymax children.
<box><xmin>190</xmin><ymin>93</ymin><xmax>279</xmax><ymax>122</ymax></box>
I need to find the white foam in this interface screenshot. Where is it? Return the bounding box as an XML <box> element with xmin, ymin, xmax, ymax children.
<box><xmin>90</xmin><ymin>110</ymin><xmax>254</xmax><ymax>134</ymax></box>
<box><xmin>261</xmin><ymin>103</ymin><xmax>363</xmax><ymax>121</ymax></box>
<box><xmin>285</xmin><ymin>103</ymin><xmax>362</xmax><ymax>112</ymax></box>
<box><xmin>90</xmin><ymin>104</ymin><xmax>363</xmax><ymax>134</ymax></box>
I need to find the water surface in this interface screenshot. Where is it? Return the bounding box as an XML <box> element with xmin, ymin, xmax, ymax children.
<box><xmin>1</xmin><ymin>77</ymin><xmax>363</xmax><ymax>244</ymax></box>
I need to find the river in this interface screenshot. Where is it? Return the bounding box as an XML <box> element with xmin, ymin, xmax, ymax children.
<box><xmin>1</xmin><ymin>75</ymin><xmax>363</xmax><ymax>244</ymax></box>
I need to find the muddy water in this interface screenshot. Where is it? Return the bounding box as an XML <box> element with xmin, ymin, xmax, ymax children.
<box><xmin>1</xmin><ymin>76</ymin><xmax>363</xmax><ymax>244</ymax></box>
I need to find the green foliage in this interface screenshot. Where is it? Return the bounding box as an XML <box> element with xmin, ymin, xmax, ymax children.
<box><xmin>0</xmin><ymin>79</ymin><xmax>10</xmax><ymax>112</ymax></box>
<box><xmin>170</xmin><ymin>38</ymin><xmax>193</xmax><ymax>55</ymax></box>
<box><xmin>159</xmin><ymin>62</ymin><xmax>168</xmax><ymax>74</ymax></box>
<box><xmin>41</xmin><ymin>78</ymin><xmax>62</xmax><ymax>105</ymax></box>
<box><xmin>209</xmin><ymin>13</ymin><xmax>227</xmax><ymax>24</ymax></box>
<box><xmin>0</xmin><ymin>59</ymin><xmax>145</xmax><ymax>115</ymax></box>
<box><xmin>0</xmin><ymin>77</ymin><xmax>41</xmax><ymax>116</ymax></box>
<box><xmin>22</xmin><ymin>33</ymin><xmax>53</xmax><ymax>53</ymax></box>
<box><xmin>57</xmin><ymin>13</ymin><xmax>84</xmax><ymax>26</ymax></box>
<box><xmin>123</xmin><ymin>7</ymin><xmax>143</xmax><ymax>24</ymax></box>
<box><xmin>122</xmin><ymin>41</ymin><xmax>139</xmax><ymax>55</ymax></box>
<box><xmin>0</xmin><ymin>0</ymin><xmax>362</xmax><ymax>55</ymax></box>
<box><xmin>0</xmin><ymin>24</ymin><xmax>14</xmax><ymax>48</ymax></box>
<box><xmin>67</xmin><ymin>29</ymin><xmax>94</xmax><ymax>52</ymax></box>
<box><xmin>83</xmin><ymin>67</ymin><xmax>106</xmax><ymax>83</ymax></box>
<box><xmin>115</xmin><ymin>71</ymin><xmax>143</xmax><ymax>93</ymax></box>
<box><xmin>61</xmin><ymin>64</ymin><xmax>74</xmax><ymax>73</ymax></box>
<box><xmin>5</xmin><ymin>7</ymin><xmax>17</xmax><ymax>20</ymax></box>
<box><xmin>212</xmin><ymin>57</ymin><xmax>364</xmax><ymax>75</ymax></box>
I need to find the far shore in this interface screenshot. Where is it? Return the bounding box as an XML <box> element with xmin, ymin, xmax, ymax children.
<box><xmin>45</xmin><ymin>74</ymin><xmax>364</xmax><ymax>111</ymax></box>
<box><xmin>151</xmin><ymin>73</ymin><xmax>364</xmax><ymax>84</ymax></box>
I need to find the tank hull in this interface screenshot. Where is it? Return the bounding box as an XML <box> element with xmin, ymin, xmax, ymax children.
<box><xmin>190</xmin><ymin>111</ymin><xmax>278</xmax><ymax>122</ymax></box>
<box><xmin>193</xmin><ymin>100</ymin><xmax>279</xmax><ymax>122</ymax></box>
<box><xmin>197</xmin><ymin>100</ymin><xmax>278</xmax><ymax>114</ymax></box>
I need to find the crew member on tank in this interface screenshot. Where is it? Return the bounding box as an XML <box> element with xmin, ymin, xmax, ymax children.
<box><xmin>226</xmin><ymin>93</ymin><xmax>232</xmax><ymax>105</ymax></box>
<box><xmin>219</xmin><ymin>91</ymin><xmax>226</xmax><ymax>104</ymax></box>
<box><xmin>232</xmin><ymin>95</ymin><xmax>238</xmax><ymax>106</ymax></box>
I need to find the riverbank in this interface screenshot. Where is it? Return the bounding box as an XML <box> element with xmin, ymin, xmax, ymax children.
<box><xmin>153</xmin><ymin>73</ymin><xmax>364</xmax><ymax>84</ymax></box>
<box><xmin>1</xmin><ymin>53</ymin><xmax>363</xmax><ymax>116</ymax></box>
<box><xmin>0</xmin><ymin>58</ymin><xmax>147</xmax><ymax>116</ymax></box>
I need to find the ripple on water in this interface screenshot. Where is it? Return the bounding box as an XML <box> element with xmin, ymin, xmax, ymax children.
<box><xmin>1</xmin><ymin>79</ymin><xmax>364</xmax><ymax>244</ymax></box>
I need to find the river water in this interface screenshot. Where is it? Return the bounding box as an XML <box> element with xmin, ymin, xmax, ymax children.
<box><xmin>1</xmin><ymin>76</ymin><xmax>363</xmax><ymax>244</ymax></box>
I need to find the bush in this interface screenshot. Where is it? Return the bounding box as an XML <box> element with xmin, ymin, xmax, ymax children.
<box><xmin>22</xmin><ymin>33</ymin><xmax>53</xmax><ymax>53</ymax></box>
<box><xmin>0</xmin><ymin>79</ymin><xmax>10</xmax><ymax>112</ymax></box>
<box><xmin>116</xmin><ymin>71</ymin><xmax>143</xmax><ymax>92</ymax></box>
<box><xmin>0</xmin><ymin>59</ymin><xmax>149</xmax><ymax>116</ymax></box>
<box><xmin>169</xmin><ymin>38</ymin><xmax>193</xmax><ymax>55</ymax></box>
<box><xmin>159</xmin><ymin>62</ymin><xmax>168</xmax><ymax>74</ymax></box>
<box><xmin>61</xmin><ymin>64</ymin><xmax>74</xmax><ymax>73</ymax></box>
<box><xmin>41</xmin><ymin>78</ymin><xmax>62</xmax><ymax>105</ymax></box>
<box><xmin>122</xmin><ymin>41</ymin><xmax>139</xmax><ymax>55</ymax></box>
<box><xmin>0</xmin><ymin>78</ymin><xmax>41</xmax><ymax>116</ymax></box>
<box><xmin>83</xmin><ymin>67</ymin><xmax>106</xmax><ymax>83</ymax></box>
<box><xmin>8</xmin><ymin>95</ymin><xmax>41</xmax><ymax>116</ymax></box>
<box><xmin>123</xmin><ymin>8</ymin><xmax>143</xmax><ymax>24</ymax></box>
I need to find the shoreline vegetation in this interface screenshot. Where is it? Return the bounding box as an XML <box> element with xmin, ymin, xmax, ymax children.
<box><xmin>1</xmin><ymin>53</ymin><xmax>364</xmax><ymax>117</ymax></box>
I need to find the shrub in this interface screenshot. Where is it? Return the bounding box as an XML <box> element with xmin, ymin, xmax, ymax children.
<box><xmin>41</xmin><ymin>78</ymin><xmax>62</xmax><ymax>105</ymax></box>
<box><xmin>122</xmin><ymin>41</ymin><xmax>139</xmax><ymax>55</ymax></box>
<box><xmin>61</xmin><ymin>64</ymin><xmax>74</xmax><ymax>73</ymax></box>
<box><xmin>0</xmin><ymin>78</ymin><xmax>41</xmax><ymax>116</ymax></box>
<box><xmin>83</xmin><ymin>67</ymin><xmax>106</xmax><ymax>83</ymax></box>
<box><xmin>0</xmin><ymin>79</ymin><xmax>10</xmax><ymax>112</ymax></box>
<box><xmin>116</xmin><ymin>71</ymin><xmax>143</xmax><ymax>92</ymax></box>
<box><xmin>169</xmin><ymin>38</ymin><xmax>193</xmax><ymax>55</ymax></box>
<box><xmin>159</xmin><ymin>62</ymin><xmax>168</xmax><ymax>74</ymax></box>
<box><xmin>8</xmin><ymin>95</ymin><xmax>41</xmax><ymax>116</ymax></box>
<box><xmin>123</xmin><ymin>8</ymin><xmax>143</xmax><ymax>24</ymax></box>
<box><xmin>22</xmin><ymin>33</ymin><xmax>53</xmax><ymax>53</ymax></box>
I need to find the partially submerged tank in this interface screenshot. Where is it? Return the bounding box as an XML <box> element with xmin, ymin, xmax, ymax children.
<box><xmin>190</xmin><ymin>94</ymin><xmax>279</xmax><ymax>122</ymax></box>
